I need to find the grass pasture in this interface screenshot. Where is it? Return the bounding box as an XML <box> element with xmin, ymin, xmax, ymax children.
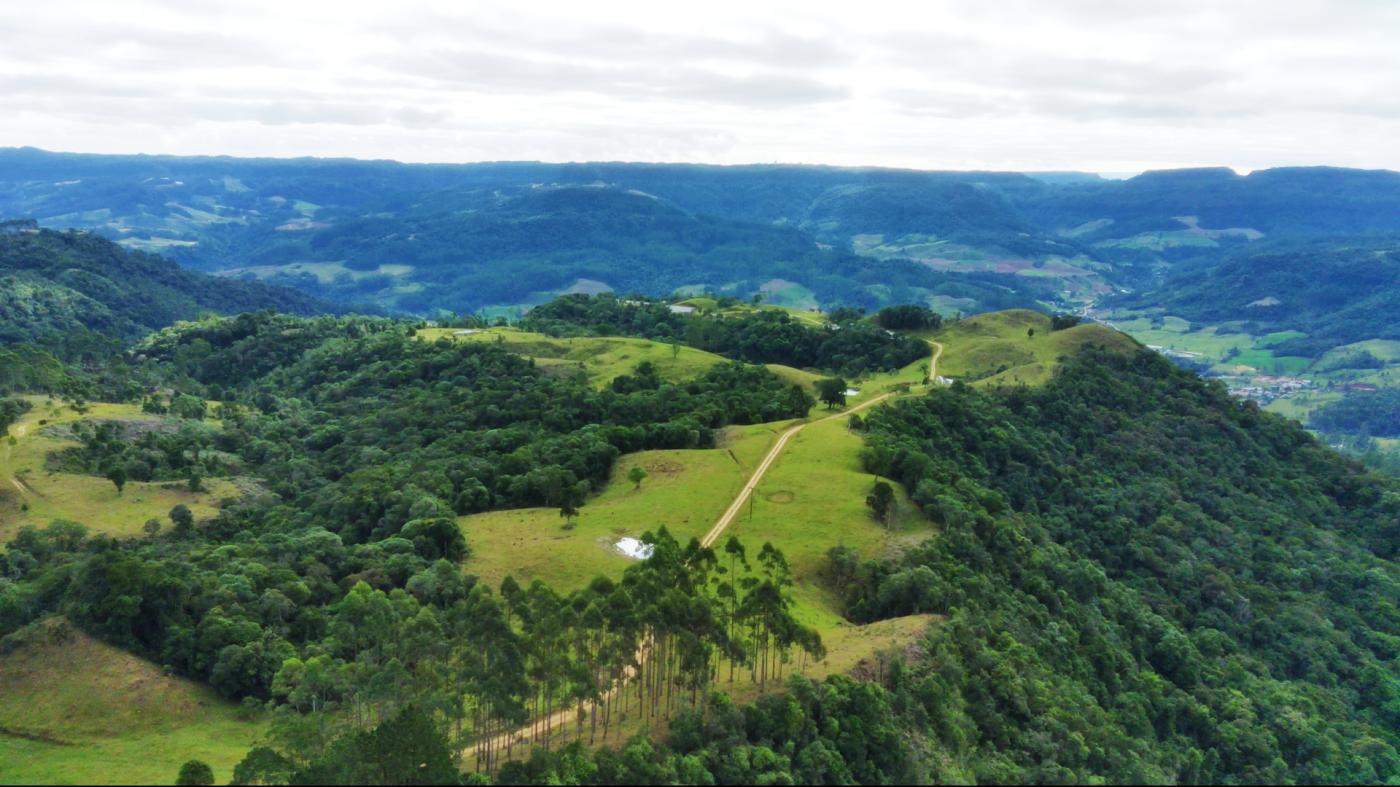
<box><xmin>1315</xmin><ymin>340</ymin><xmax>1400</xmax><ymax>369</ymax></box>
<box><xmin>417</xmin><ymin>328</ymin><xmax>727</xmax><ymax>389</ymax></box>
<box><xmin>460</xmin><ymin>420</ymin><xmax>792</xmax><ymax>593</ymax></box>
<box><xmin>764</xmin><ymin>363</ymin><xmax>825</xmax><ymax>391</ymax></box>
<box><xmin>0</xmin><ymin>618</ymin><xmax>264</xmax><ymax>785</ymax></box>
<box><xmin>728</xmin><ymin>412</ymin><xmax>934</xmax><ymax>621</ymax></box>
<box><xmin>1</xmin><ymin>398</ymin><xmax>237</xmax><ymax>543</ymax></box>
<box><xmin>1105</xmin><ymin>314</ymin><xmax>1255</xmax><ymax>362</ymax></box>
<box><xmin>933</xmin><ymin>310</ymin><xmax>1138</xmax><ymax>386</ymax></box>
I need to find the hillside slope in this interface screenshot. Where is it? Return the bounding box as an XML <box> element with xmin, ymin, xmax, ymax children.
<box><xmin>0</xmin><ymin>222</ymin><xmax>327</xmax><ymax>360</ymax></box>
<box><xmin>0</xmin><ymin>618</ymin><xmax>262</xmax><ymax>784</ymax></box>
<box><xmin>1119</xmin><ymin>239</ymin><xmax>1400</xmax><ymax>357</ymax></box>
<box><xmin>849</xmin><ymin>347</ymin><xmax>1400</xmax><ymax>783</ymax></box>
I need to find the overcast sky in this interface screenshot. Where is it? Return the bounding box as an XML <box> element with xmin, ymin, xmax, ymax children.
<box><xmin>3</xmin><ymin>0</ymin><xmax>1398</xmax><ymax>174</ymax></box>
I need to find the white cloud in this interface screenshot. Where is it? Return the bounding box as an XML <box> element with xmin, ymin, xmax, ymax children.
<box><xmin>1</xmin><ymin>0</ymin><xmax>1397</xmax><ymax>173</ymax></box>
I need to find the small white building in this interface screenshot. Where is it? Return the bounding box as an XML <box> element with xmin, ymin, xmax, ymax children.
<box><xmin>668</xmin><ymin>304</ymin><xmax>697</xmax><ymax>315</ymax></box>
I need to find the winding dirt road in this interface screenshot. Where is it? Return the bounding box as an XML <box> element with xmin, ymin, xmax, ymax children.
<box><xmin>702</xmin><ymin>339</ymin><xmax>942</xmax><ymax>549</ymax></box>
<box><xmin>473</xmin><ymin>339</ymin><xmax>944</xmax><ymax>759</ymax></box>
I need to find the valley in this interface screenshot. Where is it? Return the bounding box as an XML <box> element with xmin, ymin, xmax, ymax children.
<box><xmin>0</xmin><ymin>158</ymin><xmax>1398</xmax><ymax>785</ymax></box>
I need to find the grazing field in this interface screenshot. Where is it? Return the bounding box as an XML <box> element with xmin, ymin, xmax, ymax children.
<box><xmin>219</xmin><ymin>260</ymin><xmax>413</xmax><ymax>284</ymax></box>
<box><xmin>756</xmin><ymin>279</ymin><xmax>819</xmax><ymax>310</ymax></box>
<box><xmin>763</xmin><ymin>363</ymin><xmax>825</xmax><ymax>390</ymax></box>
<box><xmin>727</xmin><ymin>412</ymin><xmax>934</xmax><ymax>624</ymax></box>
<box><xmin>1226</xmin><ymin>349</ymin><xmax>1312</xmax><ymax>376</ymax></box>
<box><xmin>1315</xmin><ymin>339</ymin><xmax>1400</xmax><ymax>368</ymax></box>
<box><xmin>1265</xmin><ymin>390</ymin><xmax>1346</xmax><ymax>421</ymax></box>
<box><xmin>460</xmin><ymin>420</ymin><xmax>793</xmax><ymax>593</ymax></box>
<box><xmin>0</xmin><ymin>618</ymin><xmax>264</xmax><ymax>785</ymax></box>
<box><xmin>1104</xmin><ymin>314</ymin><xmax>1256</xmax><ymax>361</ymax></box>
<box><xmin>1</xmin><ymin>398</ymin><xmax>237</xmax><ymax>543</ymax></box>
<box><xmin>462</xmin><ymin>331</ymin><xmax>942</xmax><ymax>625</ymax></box>
<box><xmin>416</xmin><ymin>327</ymin><xmax>727</xmax><ymax>388</ymax></box>
<box><xmin>933</xmin><ymin>310</ymin><xmax>1138</xmax><ymax>386</ymax></box>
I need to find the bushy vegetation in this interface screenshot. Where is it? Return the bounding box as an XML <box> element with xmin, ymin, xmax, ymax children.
<box><xmin>873</xmin><ymin>304</ymin><xmax>941</xmax><ymax>331</ymax></box>
<box><xmin>0</xmin><ymin>397</ymin><xmax>31</xmax><ymax>432</ymax></box>
<box><xmin>0</xmin><ymin>313</ymin><xmax>819</xmax><ymax>701</ymax></box>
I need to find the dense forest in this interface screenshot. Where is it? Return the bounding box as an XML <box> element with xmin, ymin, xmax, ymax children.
<box><xmin>1312</xmin><ymin>388</ymin><xmax>1400</xmax><ymax>438</ymax></box>
<box><xmin>0</xmin><ymin>222</ymin><xmax>325</xmax><ymax>362</ymax></box>
<box><xmin>4</xmin><ymin>304</ymin><xmax>1398</xmax><ymax>783</ymax></box>
<box><xmin>4</xmin><ymin>151</ymin><xmax>1400</xmax><ymax>782</ymax></box>
<box><xmin>839</xmin><ymin>349</ymin><xmax>1400</xmax><ymax>783</ymax></box>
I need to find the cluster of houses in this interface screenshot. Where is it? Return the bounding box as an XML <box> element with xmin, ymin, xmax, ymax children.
<box><xmin>1225</xmin><ymin>374</ymin><xmax>1313</xmax><ymax>404</ymax></box>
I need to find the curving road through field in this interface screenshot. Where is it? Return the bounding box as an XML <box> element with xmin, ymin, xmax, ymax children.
<box><xmin>473</xmin><ymin>339</ymin><xmax>943</xmax><ymax>760</ymax></box>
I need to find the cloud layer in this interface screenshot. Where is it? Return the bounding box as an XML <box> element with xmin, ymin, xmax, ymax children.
<box><xmin>2</xmin><ymin>0</ymin><xmax>1398</xmax><ymax>172</ymax></box>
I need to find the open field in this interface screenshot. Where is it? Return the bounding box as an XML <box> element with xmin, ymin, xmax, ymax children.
<box><xmin>219</xmin><ymin>260</ymin><xmax>412</xmax><ymax>284</ymax></box>
<box><xmin>1315</xmin><ymin>339</ymin><xmax>1400</xmax><ymax>368</ymax></box>
<box><xmin>417</xmin><ymin>327</ymin><xmax>729</xmax><ymax>389</ymax></box>
<box><xmin>463</xmin><ymin>338</ymin><xmax>945</xmax><ymax>765</ymax></box>
<box><xmin>932</xmin><ymin>310</ymin><xmax>1138</xmax><ymax>386</ymax></box>
<box><xmin>727</xmin><ymin>409</ymin><xmax>934</xmax><ymax>622</ymax></box>
<box><xmin>460</xmin><ymin>420</ymin><xmax>792</xmax><ymax>593</ymax></box>
<box><xmin>1102</xmin><ymin>310</ymin><xmax>1400</xmax><ymax>425</ymax></box>
<box><xmin>756</xmin><ymin>279</ymin><xmax>819</xmax><ymax>310</ymax></box>
<box><xmin>463</xmin><ymin>334</ymin><xmax>942</xmax><ymax>619</ymax></box>
<box><xmin>1</xmin><ymin>398</ymin><xmax>237</xmax><ymax>543</ymax></box>
<box><xmin>1264</xmin><ymin>391</ymin><xmax>1346</xmax><ymax>421</ymax></box>
<box><xmin>0</xmin><ymin>618</ymin><xmax>264</xmax><ymax>785</ymax></box>
<box><xmin>1102</xmin><ymin>314</ymin><xmax>1256</xmax><ymax>361</ymax></box>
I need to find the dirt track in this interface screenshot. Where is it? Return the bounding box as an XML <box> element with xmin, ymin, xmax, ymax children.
<box><xmin>471</xmin><ymin>339</ymin><xmax>944</xmax><ymax>759</ymax></box>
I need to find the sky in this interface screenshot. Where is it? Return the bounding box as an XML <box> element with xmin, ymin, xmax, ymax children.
<box><xmin>2</xmin><ymin>0</ymin><xmax>1399</xmax><ymax>174</ymax></box>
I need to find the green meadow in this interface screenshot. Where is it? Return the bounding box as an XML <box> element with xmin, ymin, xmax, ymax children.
<box><xmin>932</xmin><ymin>310</ymin><xmax>1138</xmax><ymax>386</ymax></box>
<box><xmin>1</xmin><ymin>398</ymin><xmax>237</xmax><ymax>543</ymax></box>
<box><xmin>0</xmin><ymin>619</ymin><xmax>264</xmax><ymax>785</ymax></box>
<box><xmin>417</xmin><ymin>327</ymin><xmax>728</xmax><ymax>389</ymax></box>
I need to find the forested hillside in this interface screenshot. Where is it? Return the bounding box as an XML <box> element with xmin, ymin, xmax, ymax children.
<box><xmin>1117</xmin><ymin>239</ymin><xmax>1400</xmax><ymax>356</ymax></box>
<box><xmin>0</xmin><ymin>221</ymin><xmax>325</xmax><ymax>362</ymax></box>
<box><xmin>519</xmin><ymin>294</ymin><xmax>932</xmax><ymax>377</ymax></box>
<box><xmin>840</xmin><ymin>349</ymin><xmax>1400</xmax><ymax>783</ymax></box>
<box><xmin>3</xmin><ymin>147</ymin><xmax>1400</xmax><ymax>783</ymax></box>
<box><xmin>2</xmin><ymin>297</ymin><xmax>1397</xmax><ymax>783</ymax></box>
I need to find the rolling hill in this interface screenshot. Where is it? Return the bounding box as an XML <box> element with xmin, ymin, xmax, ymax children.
<box><xmin>0</xmin><ymin>221</ymin><xmax>327</xmax><ymax>362</ymax></box>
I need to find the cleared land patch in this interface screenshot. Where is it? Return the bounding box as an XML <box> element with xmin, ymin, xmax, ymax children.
<box><xmin>459</xmin><ymin>421</ymin><xmax>790</xmax><ymax>593</ymax></box>
<box><xmin>218</xmin><ymin>260</ymin><xmax>414</xmax><ymax>284</ymax></box>
<box><xmin>933</xmin><ymin>310</ymin><xmax>1138</xmax><ymax>386</ymax></box>
<box><xmin>1</xmin><ymin>398</ymin><xmax>236</xmax><ymax>543</ymax></box>
<box><xmin>0</xmin><ymin>618</ymin><xmax>263</xmax><ymax>785</ymax></box>
<box><xmin>727</xmin><ymin>412</ymin><xmax>932</xmax><ymax>627</ymax></box>
<box><xmin>417</xmin><ymin>327</ymin><xmax>728</xmax><ymax>389</ymax></box>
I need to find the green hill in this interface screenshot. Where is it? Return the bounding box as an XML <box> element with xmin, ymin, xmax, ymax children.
<box><xmin>415</xmin><ymin>327</ymin><xmax>727</xmax><ymax>389</ymax></box>
<box><xmin>1</xmin><ymin>291</ymin><xmax>1398</xmax><ymax>783</ymax></box>
<box><xmin>0</xmin><ymin>618</ymin><xmax>262</xmax><ymax>785</ymax></box>
<box><xmin>1119</xmin><ymin>239</ymin><xmax>1400</xmax><ymax>357</ymax></box>
<box><xmin>933</xmin><ymin>309</ymin><xmax>1139</xmax><ymax>385</ymax></box>
<box><xmin>0</xmin><ymin>222</ymin><xmax>326</xmax><ymax>362</ymax></box>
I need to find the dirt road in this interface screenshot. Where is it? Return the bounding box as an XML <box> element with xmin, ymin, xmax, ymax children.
<box><xmin>472</xmin><ymin>338</ymin><xmax>944</xmax><ymax>759</ymax></box>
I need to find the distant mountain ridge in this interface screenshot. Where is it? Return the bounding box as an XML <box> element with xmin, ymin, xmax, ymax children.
<box><xmin>4</xmin><ymin>147</ymin><xmax>1400</xmax><ymax>319</ymax></box>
